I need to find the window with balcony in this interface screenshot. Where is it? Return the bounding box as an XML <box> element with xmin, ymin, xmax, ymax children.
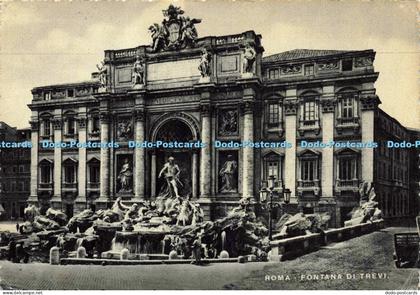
<box><xmin>299</xmin><ymin>94</ymin><xmax>320</xmax><ymax>132</ymax></box>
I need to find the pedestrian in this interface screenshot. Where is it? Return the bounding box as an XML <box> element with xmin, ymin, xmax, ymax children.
<box><xmin>16</xmin><ymin>222</ymin><xmax>20</xmax><ymax>233</ymax></box>
<box><xmin>191</xmin><ymin>234</ymin><xmax>202</xmax><ymax>265</ymax></box>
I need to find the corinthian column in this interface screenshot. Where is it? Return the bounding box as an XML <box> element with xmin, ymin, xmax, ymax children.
<box><xmin>200</xmin><ymin>104</ymin><xmax>212</xmax><ymax>198</ymax></box>
<box><xmin>99</xmin><ymin>113</ymin><xmax>110</xmax><ymax>201</ymax></box>
<box><xmin>134</xmin><ymin>110</ymin><xmax>145</xmax><ymax>200</ymax></box>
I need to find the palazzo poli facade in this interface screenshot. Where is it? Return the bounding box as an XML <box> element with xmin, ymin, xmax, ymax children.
<box><xmin>27</xmin><ymin>5</ymin><xmax>418</xmax><ymax>227</ymax></box>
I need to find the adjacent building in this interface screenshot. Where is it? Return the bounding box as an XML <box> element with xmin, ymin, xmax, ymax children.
<box><xmin>27</xmin><ymin>5</ymin><xmax>419</xmax><ymax>225</ymax></box>
<box><xmin>0</xmin><ymin>122</ymin><xmax>31</xmax><ymax>220</ymax></box>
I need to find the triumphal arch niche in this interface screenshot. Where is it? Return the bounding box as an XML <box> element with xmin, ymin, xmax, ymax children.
<box><xmin>92</xmin><ymin>4</ymin><xmax>264</xmax><ymax>218</ymax></box>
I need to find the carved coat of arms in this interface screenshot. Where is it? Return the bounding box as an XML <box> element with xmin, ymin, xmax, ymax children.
<box><xmin>149</xmin><ymin>5</ymin><xmax>201</xmax><ymax>52</ymax></box>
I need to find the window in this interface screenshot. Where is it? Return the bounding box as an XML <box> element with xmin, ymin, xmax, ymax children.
<box><xmin>341</xmin><ymin>97</ymin><xmax>353</xmax><ymax>118</ymax></box>
<box><xmin>67</xmin><ymin>89</ymin><xmax>74</xmax><ymax>97</ymax></box>
<box><xmin>67</xmin><ymin>117</ymin><xmax>75</xmax><ymax>135</ymax></box>
<box><xmin>304</xmin><ymin>64</ymin><xmax>314</xmax><ymax>76</ymax></box>
<box><xmin>267</xmin><ymin>103</ymin><xmax>280</xmax><ymax>126</ymax></box>
<box><xmin>267</xmin><ymin>161</ymin><xmax>279</xmax><ymax>180</ymax></box>
<box><xmin>339</xmin><ymin>157</ymin><xmax>357</xmax><ymax>180</ymax></box>
<box><xmin>40</xmin><ymin>165</ymin><xmax>51</xmax><ymax>183</ymax></box>
<box><xmin>303</xmin><ymin>101</ymin><xmax>316</xmax><ymax>121</ymax></box>
<box><xmin>268</xmin><ymin>69</ymin><xmax>280</xmax><ymax>79</ymax></box>
<box><xmin>342</xmin><ymin>59</ymin><xmax>353</xmax><ymax>71</ymax></box>
<box><xmin>64</xmin><ymin>163</ymin><xmax>76</xmax><ymax>183</ymax></box>
<box><xmin>42</xmin><ymin>119</ymin><xmax>51</xmax><ymax>137</ymax></box>
<box><xmin>44</xmin><ymin>92</ymin><xmax>51</xmax><ymax>101</ymax></box>
<box><xmin>263</xmin><ymin>153</ymin><xmax>282</xmax><ymax>185</ymax></box>
<box><xmin>337</xmin><ymin>92</ymin><xmax>358</xmax><ymax>121</ymax></box>
<box><xmin>89</xmin><ymin>164</ymin><xmax>100</xmax><ymax>183</ymax></box>
<box><xmin>301</xmin><ymin>159</ymin><xmax>317</xmax><ymax>181</ymax></box>
<box><xmin>91</xmin><ymin>116</ymin><xmax>100</xmax><ymax>133</ymax></box>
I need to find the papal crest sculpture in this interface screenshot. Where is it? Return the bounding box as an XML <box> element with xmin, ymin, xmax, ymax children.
<box><xmin>148</xmin><ymin>4</ymin><xmax>201</xmax><ymax>52</ymax></box>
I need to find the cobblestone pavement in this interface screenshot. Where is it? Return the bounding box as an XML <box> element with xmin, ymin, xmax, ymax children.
<box><xmin>0</xmin><ymin>227</ymin><xmax>418</xmax><ymax>290</ymax></box>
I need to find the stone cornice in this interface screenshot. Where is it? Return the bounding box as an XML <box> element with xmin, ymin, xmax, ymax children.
<box><xmin>320</xmin><ymin>99</ymin><xmax>337</xmax><ymax>113</ymax></box>
<box><xmin>283</xmin><ymin>99</ymin><xmax>299</xmax><ymax>115</ymax></box>
<box><xmin>360</xmin><ymin>95</ymin><xmax>381</xmax><ymax>111</ymax></box>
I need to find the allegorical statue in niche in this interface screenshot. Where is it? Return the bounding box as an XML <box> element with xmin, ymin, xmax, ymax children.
<box><xmin>148</xmin><ymin>23</ymin><xmax>168</xmax><ymax>52</ymax></box>
<box><xmin>132</xmin><ymin>56</ymin><xmax>145</xmax><ymax>86</ymax></box>
<box><xmin>219</xmin><ymin>110</ymin><xmax>238</xmax><ymax>135</ymax></box>
<box><xmin>180</xmin><ymin>16</ymin><xmax>201</xmax><ymax>47</ymax></box>
<box><xmin>96</xmin><ymin>61</ymin><xmax>108</xmax><ymax>88</ymax></box>
<box><xmin>198</xmin><ymin>48</ymin><xmax>211</xmax><ymax>78</ymax></box>
<box><xmin>219</xmin><ymin>154</ymin><xmax>238</xmax><ymax>193</ymax></box>
<box><xmin>118</xmin><ymin>158</ymin><xmax>133</xmax><ymax>192</ymax></box>
<box><xmin>117</xmin><ymin>120</ymin><xmax>132</xmax><ymax>139</ymax></box>
<box><xmin>158</xmin><ymin>156</ymin><xmax>182</xmax><ymax>198</ymax></box>
<box><xmin>242</xmin><ymin>42</ymin><xmax>256</xmax><ymax>74</ymax></box>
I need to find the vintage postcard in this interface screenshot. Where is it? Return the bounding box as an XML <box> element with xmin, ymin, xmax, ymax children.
<box><xmin>0</xmin><ymin>0</ymin><xmax>418</xmax><ymax>292</ymax></box>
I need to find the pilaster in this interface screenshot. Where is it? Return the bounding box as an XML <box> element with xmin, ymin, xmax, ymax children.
<box><xmin>77</xmin><ymin>111</ymin><xmax>87</xmax><ymax>203</ymax></box>
<box><xmin>321</xmin><ymin>84</ymin><xmax>336</xmax><ymax>198</ymax></box>
<box><xmin>134</xmin><ymin>108</ymin><xmax>145</xmax><ymax>200</ymax></box>
<box><xmin>52</xmin><ymin>113</ymin><xmax>62</xmax><ymax>201</ymax></box>
<box><xmin>241</xmin><ymin>87</ymin><xmax>255</xmax><ymax>199</ymax></box>
<box><xmin>29</xmin><ymin>119</ymin><xmax>39</xmax><ymax>203</ymax></box>
<box><xmin>360</xmin><ymin>87</ymin><xmax>381</xmax><ymax>183</ymax></box>
<box><xmin>99</xmin><ymin>112</ymin><xmax>110</xmax><ymax>201</ymax></box>
<box><xmin>284</xmin><ymin>87</ymin><xmax>298</xmax><ymax>203</ymax></box>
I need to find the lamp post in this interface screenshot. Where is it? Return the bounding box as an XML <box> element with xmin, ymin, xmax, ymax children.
<box><xmin>260</xmin><ymin>175</ymin><xmax>291</xmax><ymax>241</ymax></box>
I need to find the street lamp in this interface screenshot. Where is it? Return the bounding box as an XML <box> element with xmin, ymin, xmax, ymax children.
<box><xmin>259</xmin><ymin>175</ymin><xmax>291</xmax><ymax>240</ymax></box>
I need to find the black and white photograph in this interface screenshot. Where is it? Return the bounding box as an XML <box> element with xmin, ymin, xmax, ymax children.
<box><xmin>0</xmin><ymin>0</ymin><xmax>418</xmax><ymax>292</ymax></box>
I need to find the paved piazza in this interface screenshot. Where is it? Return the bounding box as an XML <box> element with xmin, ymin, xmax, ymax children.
<box><xmin>0</xmin><ymin>227</ymin><xmax>417</xmax><ymax>290</ymax></box>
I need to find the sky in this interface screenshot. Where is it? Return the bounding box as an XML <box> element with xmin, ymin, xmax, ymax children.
<box><xmin>0</xmin><ymin>0</ymin><xmax>418</xmax><ymax>129</ymax></box>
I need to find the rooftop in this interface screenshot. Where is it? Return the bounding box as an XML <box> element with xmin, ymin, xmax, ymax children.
<box><xmin>263</xmin><ymin>49</ymin><xmax>359</xmax><ymax>63</ymax></box>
